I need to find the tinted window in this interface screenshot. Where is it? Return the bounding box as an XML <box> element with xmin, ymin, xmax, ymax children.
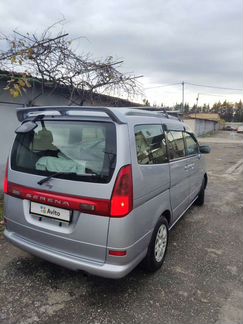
<box><xmin>135</xmin><ymin>125</ymin><xmax>168</xmax><ymax>164</ymax></box>
<box><xmin>11</xmin><ymin>120</ymin><xmax>116</xmax><ymax>183</ymax></box>
<box><xmin>166</xmin><ymin>131</ymin><xmax>185</xmax><ymax>160</ymax></box>
<box><xmin>184</xmin><ymin>132</ymin><xmax>199</xmax><ymax>155</ymax></box>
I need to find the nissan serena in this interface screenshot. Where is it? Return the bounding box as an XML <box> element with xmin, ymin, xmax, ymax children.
<box><xmin>4</xmin><ymin>106</ymin><xmax>210</xmax><ymax>278</ymax></box>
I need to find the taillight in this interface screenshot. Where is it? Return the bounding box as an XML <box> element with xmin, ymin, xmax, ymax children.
<box><xmin>3</xmin><ymin>159</ymin><xmax>9</xmax><ymax>194</ymax></box>
<box><xmin>110</xmin><ymin>165</ymin><xmax>133</xmax><ymax>217</ymax></box>
<box><xmin>5</xmin><ymin>164</ymin><xmax>133</xmax><ymax>218</ymax></box>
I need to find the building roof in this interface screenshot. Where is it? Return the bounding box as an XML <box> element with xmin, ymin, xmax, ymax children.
<box><xmin>186</xmin><ymin>113</ymin><xmax>221</xmax><ymax>122</ymax></box>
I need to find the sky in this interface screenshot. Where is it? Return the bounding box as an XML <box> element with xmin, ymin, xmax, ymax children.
<box><xmin>0</xmin><ymin>0</ymin><xmax>242</xmax><ymax>107</ymax></box>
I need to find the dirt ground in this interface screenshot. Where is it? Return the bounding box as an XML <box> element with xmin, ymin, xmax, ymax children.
<box><xmin>0</xmin><ymin>131</ymin><xmax>243</xmax><ymax>324</ymax></box>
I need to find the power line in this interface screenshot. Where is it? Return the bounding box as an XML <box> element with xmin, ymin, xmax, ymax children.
<box><xmin>185</xmin><ymin>82</ymin><xmax>243</xmax><ymax>92</ymax></box>
<box><xmin>144</xmin><ymin>82</ymin><xmax>181</xmax><ymax>90</ymax></box>
<box><xmin>145</xmin><ymin>81</ymin><xmax>242</xmax><ymax>92</ymax></box>
<box><xmin>197</xmin><ymin>92</ymin><xmax>228</xmax><ymax>97</ymax></box>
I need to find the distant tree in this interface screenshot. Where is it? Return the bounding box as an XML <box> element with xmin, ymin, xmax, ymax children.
<box><xmin>184</xmin><ymin>103</ymin><xmax>190</xmax><ymax>113</ymax></box>
<box><xmin>233</xmin><ymin>100</ymin><xmax>243</xmax><ymax>122</ymax></box>
<box><xmin>211</xmin><ymin>100</ymin><xmax>236</xmax><ymax>121</ymax></box>
<box><xmin>190</xmin><ymin>104</ymin><xmax>198</xmax><ymax>113</ymax></box>
<box><xmin>211</xmin><ymin>101</ymin><xmax>222</xmax><ymax>113</ymax></box>
<box><xmin>221</xmin><ymin>100</ymin><xmax>234</xmax><ymax>121</ymax></box>
<box><xmin>142</xmin><ymin>99</ymin><xmax>150</xmax><ymax>106</ymax></box>
<box><xmin>187</xmin><ymin>100</ymin><xmax>243</xmax><ymax>121</ymax></box>
<box><xmin>173</xmin><ymin>103</ymin><xmax>182</xmax><ymax>111</ymax></box>
<box><xmin>0</xmin><ymin>22</ymin><xmax>142</xmax><ymax>105</ymax></box>
<box><xmin>202</xmin><ymin>104</ymin><xmax>210</xmax><ymax>112</ymax></box>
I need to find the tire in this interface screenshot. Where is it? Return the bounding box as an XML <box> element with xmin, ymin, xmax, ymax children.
<box><xmin>143</xmin><ymin>216</ymin><xmax>169</xmax><ymax>273</ymax></box>
<box><xmin>194</xmin><ymin>178</ymin><xmax>205</xmax><ymax>206</ymax></box>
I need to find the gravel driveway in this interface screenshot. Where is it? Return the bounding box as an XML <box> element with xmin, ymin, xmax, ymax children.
<box><xmin>0</xmin><ymin>131</ymin><xmax>243</xmax><ymax>324</ymax></box>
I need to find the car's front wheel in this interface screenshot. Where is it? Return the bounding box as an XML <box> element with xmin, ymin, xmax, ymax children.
<box><xmin>143</xmin><ymin>216</ymin><xmax>168</xmax><ymax>272</ymax></box>
<box><xmin>195</xmin><ymin>178</ymin><xmax>206</xmax><ymax>206</ymax></box>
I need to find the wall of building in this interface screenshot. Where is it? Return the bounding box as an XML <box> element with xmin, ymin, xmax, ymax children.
<box><xmin>184</xmin><ymin>118</ymin><xmax>219</xmax><ymax>136</ymax></box>
<box><xmin>197</xmin><ymin>119</ymin><xmax>219</xmax><ymax>136</ymax></box>
<box><xmin>184</xmin><ymin>119</ymin><xmax>196</xmax><ymax>133</ymax></box>
<box><xmin>0</xmin><ymin>79</ymin><xmax>140</xmax><ymax>108</ymax></box>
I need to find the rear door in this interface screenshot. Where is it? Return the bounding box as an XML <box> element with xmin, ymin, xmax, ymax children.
<box><xmin>129</xmin><ymin>123</ymin><xmax>170</xmax><ymax>239</ymax></box>
<box><xmin>7</xmin><ymin>118</ymin><xmax>123</xmax><ymax>263</ymax></box>
<box><xmin>184</xmin><ymin>132</ymin><xmax>203</xmax><ymax>202</ymax></box>
<box><xmin>166</xmin><ymin>131</ymin><xmax>190</xmax><ymax>221</ymax></box>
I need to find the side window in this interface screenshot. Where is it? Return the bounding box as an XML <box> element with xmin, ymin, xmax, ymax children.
<box><xmin>184</xmin><ymin>132</ymin><xmax>199</xmax><ymax>156</ymax></box>
<box><xmin>134</xmin><ymin>125</ymin><xmax>168</xmax><ymax>164</ymax></box>
<box><xmin>166</xmin><ymin>131</ymin><xmax>185</xmax><ymax>160</ymax></box>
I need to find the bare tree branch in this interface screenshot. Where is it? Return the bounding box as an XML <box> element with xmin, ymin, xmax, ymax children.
<box><xmin>0</xmin><ymin>23</ymin><xmax>142</xmax><ymax>104</ymax></box>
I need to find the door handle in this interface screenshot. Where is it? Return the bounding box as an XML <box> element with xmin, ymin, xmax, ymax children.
<box><xmin>185</xmin><ymin>163</ymin><xmax>195</xmax><ymax>170</ymax></box>
<box><xmin>187</xmin><ymin>163</ymin><xmax>195</xmax><ymax>169</ymax></box>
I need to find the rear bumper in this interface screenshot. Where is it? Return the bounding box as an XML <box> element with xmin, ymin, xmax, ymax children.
<box><xmin>4</xmin><ymin>229</ymin><xmax>146</xmax><ymax>279</ymax></box>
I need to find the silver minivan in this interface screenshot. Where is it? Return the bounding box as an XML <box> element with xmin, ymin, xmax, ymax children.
<box><xmin>4</xmin><ymin>106</ymin><xmax>210</xmax><ymax>278</ymax></box>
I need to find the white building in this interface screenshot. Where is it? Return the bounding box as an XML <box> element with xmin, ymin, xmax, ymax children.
<box><xmin>184</xmin><ymin>113</ymin><xmax>221</xmax><ymax>136</ymax></box>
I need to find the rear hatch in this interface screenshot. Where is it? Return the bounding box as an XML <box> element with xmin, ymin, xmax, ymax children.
<box><xmin>6</xmin><ymin>118</ymin><xmax>117</xmax><ymax>263</ymax></box>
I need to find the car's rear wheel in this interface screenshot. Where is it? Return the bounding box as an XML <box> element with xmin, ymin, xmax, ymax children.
<box><xmin>143</xmin><ymin>216</ymin><xmax>168</xmax><ymax>272</ymax></box>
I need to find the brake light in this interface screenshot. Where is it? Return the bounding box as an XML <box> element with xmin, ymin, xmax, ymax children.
<box><xmin>110</xmin><ymin>165</ymin><xmax>133</xmax><ymax>217</ymax></box>
<box><xmin>3</xmin><ymin>159</ymin><xmax>8</xmax><ymax>194</ymax></box>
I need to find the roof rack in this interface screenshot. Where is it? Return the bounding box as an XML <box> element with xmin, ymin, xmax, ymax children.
<box><xmin>125</xmin><ymin>109</ymin><xmax>163</xmax><ymax>119</ymax></box>
<box><xmin>128</xmin><ymin>107</ymin><xmax>181</xmax><ymax>121</ymax></box>
<box><xmin>16</xmin><ymin>106</ymin><xmax>126</xmax><ymax>124</ymax></box>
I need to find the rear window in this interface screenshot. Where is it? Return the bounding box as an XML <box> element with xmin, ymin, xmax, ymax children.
<box><xmin>11</xmin><ymin>120</ymin><xmax>116</xmax><ymax>183</ymax></box>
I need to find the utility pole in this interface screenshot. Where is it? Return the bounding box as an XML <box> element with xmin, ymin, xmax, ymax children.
<box><xmin>181</xmin><ymin>81</ymin><xmax>185</xmax><ymax>114</ymax></box>
<box><xmin>196</xmin><ymin>93</ymin><xmax>199</xmax><ymax>107</ymax></box>
<box><xmin>195</xmin><ymin>93</ymin><xmax>199</xmax><ymax>118</ymax></box>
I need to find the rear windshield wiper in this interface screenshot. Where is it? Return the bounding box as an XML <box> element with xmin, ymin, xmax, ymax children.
<box><xmin>38</xmin><ymin>171</ymin><xmax>97</xmax><ymax>185</ymax></box>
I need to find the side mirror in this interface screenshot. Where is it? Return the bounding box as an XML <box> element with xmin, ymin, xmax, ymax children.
<box><xmin>199</xmin><ymin>145</ymin><xmax>211</xmax><ymax>154</ymax></box>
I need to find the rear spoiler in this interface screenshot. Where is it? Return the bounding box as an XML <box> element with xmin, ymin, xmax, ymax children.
<box><xmin>16</xmin><ymin>106</ymin><xmax>127</xmax><ymax>124</ymax></box>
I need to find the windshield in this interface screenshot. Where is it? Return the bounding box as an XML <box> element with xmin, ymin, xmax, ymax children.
<box><xmin>11</xmin><ymin>120</ymin><xmax>117</xmax><ymax>183</ymax></box>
